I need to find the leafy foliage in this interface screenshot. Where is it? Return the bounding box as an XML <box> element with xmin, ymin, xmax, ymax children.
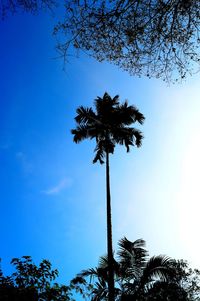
<box><xmin>55</xmin><ymin>0</ymin><xmax>200</xmax><ymax>82</ymax></box>
<box><xmin>171</xmin><ymin>260</ymin><xmax>200</xmax><ymax>301</ymax></box>
<box><xmin>139</xmin><ymin>260</ymin><xmax>200</xmax><ymax>300</ymax></box>
<box><xmin>71</xmin><ymin>241</ymin><xmax>200</xmax><ymax>301</ymax></box>
<box><xmin>0</xmin><ymin>256</ymin><xmax>72</xmax><ymax>301</ymax></box>
<box><xmin>71</xmin><ymin>237</ymin><xmax>176</xmax><ymax>301</ymax></box>
<box><xmin>71</xmin><ymin>92</ymin><xmax>144</xmax><ymax>164</ymax></box>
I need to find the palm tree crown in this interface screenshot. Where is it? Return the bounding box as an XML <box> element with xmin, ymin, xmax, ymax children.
<box><xmin>71</xmin><ymin>92</ymin><xmax>145</xmax><ymax>164</ymax></box>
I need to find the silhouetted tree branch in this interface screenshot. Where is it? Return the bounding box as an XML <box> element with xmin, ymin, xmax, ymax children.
<box><xmin>54</xmin><ymin>0</ymin><xmax>200</xmax><ymax>82</ymax></box>
<box><xmin>0</xmin><ymin>0</ymin><xmax>56</xmax><ymax>18</ymax></box>
<box><xmin>3</xmin><ymin>0</ymin><xmax>200</xmax><ymax>82</ymax></box>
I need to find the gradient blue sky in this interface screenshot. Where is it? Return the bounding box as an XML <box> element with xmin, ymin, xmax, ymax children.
<box><xmin>1</xmin><ymin>8</ymin><xmax>200</xmax><ymax>286</ymax></box>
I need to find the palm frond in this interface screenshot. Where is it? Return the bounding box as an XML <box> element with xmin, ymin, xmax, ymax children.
<box><xmin>112</xmin><ymin>127</ymin><xmax>143</xmax><ymax>151</ymax></box>
<box><xmin>98</xmin><ymin>255</ymin><xmax>121</xmax><ymax>279</ymax></box>
<box><xmin>93</xmin><ymin>147</ymin><xmax>105</xmax><ymax>164</ymax></box>
<box><xmin>90</xmin><ymin>272</ymin><xmax>121</xmax><ymax>301</ymax></box>
<box><xmin>130</xmin><ymin>105</ymin><xmax>145</xmax><ymax>125</ymax></box>
<box><xmin>91</xmin><ymin>280</ymin><xmax>108</xmax><ymax>301</ymax></box>
<box><xmin>70</xmin><ymin>276</ymin><xmax>87</xmax><ymax>286</ymax></box>
<box><xmin>120</xmin><ymin>255</ymin><xmax>174</xmax><ymax>299</ymax></box>
<box><xmin>131</xmin><ymin>128</ymin><xmax>144</xmax><ymax>147</ymax></box>
<box><xmin>117</xmin><ymin>238</ymin><xmax>148</xmax><ymax>281</ymax></box>
<box><xmin>75</xmin><ymin>106</ymin><xmax>97</xmax><ymax>125</ymax></box>
<box><xmin>78</xmin><ymin>268</ymin><xmax>99</xmax><ymax>279</ymax></box>
<box><xmin>112</xmin><ymin>94</ymin><xmax>120</xmax><ymax>105</ymax></box>
<box><xmin>98</xmin><ymin>255</ymin><xmax>109</xmax><ymax>269</ymax></box>
<box><xmin>71</xmin><ymin>125</ymin><xmax>91</xmax><ymax>143</ymax></box>
<box><xmin>140</xmin><ymin>255</ymin><xmax>174</xmax><ymax>286</ymax></box>
<box><xmin>121</xmin><ymin>280</ymin><xmax>140</xmax><ymax>295</ymax></box>
<box><xmin>124</xmin><ymin>139</ymin><xmax>133</xmax><ymax>152</ymax></box>
<box><xmin>118</xmin><ymin>238</ymin><xmax>147</xmax><ymax>260</ymax></box>
<box><xmin>112</xmin><ymin>127</ymin><xmax>133</xmax><ymax>151</ymax></box>
<box><xmin>94</xmin><ymin>93</ymin><xmax>119</xmax><ymax>120</ymax></box>
<box><xmin>115</xmin><ymin>102</ymin><xmax>145</xmax><ymax>126</ymax></box>
<box><xmin>102</xmin><ymin>93</ymin><xmax>119</xmax><ymax>106</ymax></box>
<box><xmin>93</xmin><ymin>139</ymin><xmax>115</xmax><ymax>164</ymax></box>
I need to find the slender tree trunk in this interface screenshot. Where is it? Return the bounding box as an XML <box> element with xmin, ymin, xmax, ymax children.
<box><xmin>106</xmin><ymin>151</ymin><xmax>115</xmax><ymax>301</ymax></box>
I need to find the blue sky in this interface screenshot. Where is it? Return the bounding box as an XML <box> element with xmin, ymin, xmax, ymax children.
<box><xmin>0</xmin><ymin>8</ymin><xmax>200</xmax><ymax>286</ymax></box>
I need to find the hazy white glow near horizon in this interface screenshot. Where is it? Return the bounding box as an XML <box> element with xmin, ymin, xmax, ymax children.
<box><xmin>111</xmin><ymin>78</ymin><xmax>200</xmax><ymax>268</ymax></box>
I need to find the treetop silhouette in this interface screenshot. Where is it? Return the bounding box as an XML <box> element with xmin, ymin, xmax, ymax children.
<box><xmin>72</xmin><ymin>92</ymin><xmax>144</xmax><ymax>164</ymax></box>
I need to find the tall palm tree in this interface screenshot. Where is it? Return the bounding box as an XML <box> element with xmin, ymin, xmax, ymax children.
<box><xmin>71</xmin><ymin>238</ymin><xmax>175</xmax><ymax>301</ymax></box>
<box><xmin>71</xmin><ymin>93</ymin><xmax>145</xmax><ymax>301</ymax></box>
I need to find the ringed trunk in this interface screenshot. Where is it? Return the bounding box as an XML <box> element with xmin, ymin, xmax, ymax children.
<box><xmin>106</xmin><ymin>151</ymin><xmax>115</xmax><ymax>301</ymax></box>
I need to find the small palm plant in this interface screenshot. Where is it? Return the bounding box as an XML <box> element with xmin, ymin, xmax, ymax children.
<box><xmin>71</xmin><ymin>238</ymin><xmax>175</xmax><ymax>301</ymax></box>
<box><xmin>71</xmin><ymin>93</ymin><xmax>145</xmax><ymax>301</ymax></box>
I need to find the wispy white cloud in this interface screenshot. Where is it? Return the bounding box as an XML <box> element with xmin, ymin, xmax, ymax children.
<box><xmin>42</xmin><ymin>177</ymin><xmax>72</xmax><ymax>195</ymax></box>
<box><xmin>16</xmin><ymin>151</ymin><xmax>33</xmax><ymax>173</ymax></box>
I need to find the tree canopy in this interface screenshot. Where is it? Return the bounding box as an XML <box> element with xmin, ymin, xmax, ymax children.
<box><xmin>55</xmin><ymin>0</ymin><xmax>200</xmax><ymax>82</ymax></box>
<box><xmin>71</xmin><ymin>237</ymin><xmax>178</xmax><ymax>301</ymax></box>
<box><xmin>3</xmin><ymin>0</ymin><xmax>200</xmax><ymax>81</ymax></box>
<box><xmin>142</xmin><ymin>260</ymin><xmax>200</xmax><ymax>300</ymax></box>
<box><xmin>0</xmin><ymin>256</ymin><xmax>72</xmax><ymax>301</ymax></box>
<box><xmin>0</xmin><ymin>250</ymin><xmax>199</xmax><ymax>300</ymax></box>
<box><xmin>71</xmin><ymin>238</ymin><xmax>200</xmax><ymax>301</ymax></box>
